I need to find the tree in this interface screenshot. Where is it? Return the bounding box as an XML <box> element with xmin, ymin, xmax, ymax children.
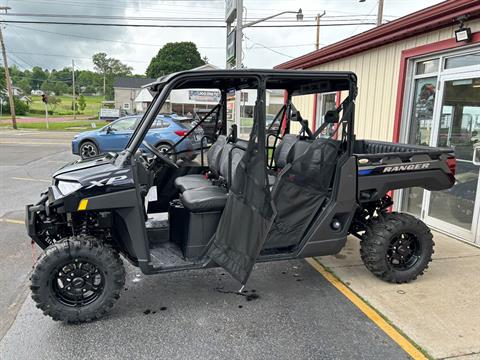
<box><xmin>78</xmin><ymin>94</ymin><xmax>87</xmax><ymax>112</ymax></box>
<box><xmin>146</xmin><ymin>42</ymin><xmax>205</xmax><ymax>78</ymax></box>
<box><xmin>45</xmin><ymin>95</ymin><xmax>61</xmax><ymax>112</ymax></box>
<box><xmin>41</xmin><ymin>80</ymin><xmax>69</xmax><ymax>96</ymax></box>
<box><xmin>30</xmin><ymin>66</ymin><xmax>48</xmax><ymax>90</ymax></box>
<box><xmin>1</xmin><ymin>96</ymin><xmax>29</xmax><ymax>115</ymax></box>
<box><xmin>92</xmin><ymin>52</ymin><xmax>133</xmax><ymax>99</ymax></box>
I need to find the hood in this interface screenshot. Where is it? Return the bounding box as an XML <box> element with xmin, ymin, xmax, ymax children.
<box><xmin>53</xmin><ymin>154</ymin><xmax>124</xmax><ymax>185</ymax></box>
<box><xmin>73</xmin><ymin>129</ymin><xmax>98</xmax><ymax>139</ymax></box>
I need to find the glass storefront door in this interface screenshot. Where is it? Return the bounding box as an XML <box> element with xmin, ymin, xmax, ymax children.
<box><xmin>424</xmin><ymin>72</ymin><xmax>480</xmax><ymax>243</ymax></box>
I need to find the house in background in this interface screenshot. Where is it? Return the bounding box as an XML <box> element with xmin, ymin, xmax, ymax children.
<box><xmin>115</xmin><ymin>64</ymin><xmax>220</xmax><ymax>114</ymax></box>
<box><xmin>113</xmin><ymin>77</ymin><xmax>156</xmax><ymax>113</ymax></box>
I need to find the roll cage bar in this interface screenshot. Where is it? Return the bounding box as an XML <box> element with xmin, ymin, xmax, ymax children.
<box><xmin>117</xmin><ymin>69</ymin><xmax>357</xmax><ymax>166</ymax></box>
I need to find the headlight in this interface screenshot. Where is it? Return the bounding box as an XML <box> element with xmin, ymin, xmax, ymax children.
<box><xmin>57</xmin><ymin>181</ymin><xmax>82</xmax><ymax>196</ymax></box>
<box><xmin>73</xmin><ymin>134</ymin><xmax>79</xmax><ymax>139</ymax></box>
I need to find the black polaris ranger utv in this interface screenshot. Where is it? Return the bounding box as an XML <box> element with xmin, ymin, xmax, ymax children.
<box><xmin>26</xmin><ymin>70</ymin><xmax>456</xmax><ymax>323</ymax></box>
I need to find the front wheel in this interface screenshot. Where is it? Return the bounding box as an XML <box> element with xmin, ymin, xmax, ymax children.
<box><xmin>30</xmin><ymin>236</ymin><xmax>125</xmax><ymax>323</ymax></box>
<box><xmin>360</xmin><ymin>212</ymin><xmax>434</xmax><ymax>284</ymax></box>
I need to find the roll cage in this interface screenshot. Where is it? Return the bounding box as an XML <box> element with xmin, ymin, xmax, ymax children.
<box><xmin>118</xmin><ymin>69</ymin><xmax>357</xmax><ymax>165</ymax></box>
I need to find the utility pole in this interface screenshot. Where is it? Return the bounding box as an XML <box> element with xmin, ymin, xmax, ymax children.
<box><xmin>0</xmin><ymin>6</ymin><xmax>16</xmax><ymax>129</ymax></box>
<box><xmin>72</xmin><ymin>59</ymin><xmax>76</xmax><ymax>119</ymax></box>
<box><xmin>315</xmin><ymin>12</ymin><xmax>326</xmax><ymax>50</ymax></box>
<box><xmin>359</xmin><ymin>0</ymin><xmax>384</xmax><ymax>26</ymax></box>
<box><xmin>376</xmin><ymin>0</ymin><xmax>384</xmax><ymax>26</ymax></box>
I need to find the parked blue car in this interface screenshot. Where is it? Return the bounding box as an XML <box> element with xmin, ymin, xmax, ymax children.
<box><xmin>72</xmin><ymin>115</ymin><xmax>203</xmax><ymax>160</ymax></box>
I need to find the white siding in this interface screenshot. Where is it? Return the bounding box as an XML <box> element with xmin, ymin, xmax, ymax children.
<box><xmin>293</xmin><ymin>20</ymin><xmax>480</xmax><ymax>141</ymax></box>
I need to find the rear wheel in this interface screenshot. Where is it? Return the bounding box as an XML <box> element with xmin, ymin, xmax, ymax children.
<box><xmin>360</xmin><ymin>212</ymin><xmax>434</xmax><ymax>283</ymax></box>
<box><xmin>79</xmin><ymin>141</ymin><xmax>99</xmax><ymax>159</ymax></box>
<box><xmin>30</xmin><ymin>236</ymin><xmax>125</xmax><ymax>323</ymax></box>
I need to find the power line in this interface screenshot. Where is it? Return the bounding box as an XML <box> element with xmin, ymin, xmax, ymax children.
<box><xmin>2</xmin><ymin>12</ymin><xmax>388</xmax><ymax>23</ymax></box>
<box><xmin>6</xmin><ymin>24</ymin><xmax>313</xmax><ymax>51</ymax></box>
<box><xmin>0</xmin><ymin>19</ymin><xmax>377</xmax><ymax>28</ymax></box>
<box><xmin>244</xmin><ymin>35</ymin><xmax>294</xmax><ymax>59</ymax></box>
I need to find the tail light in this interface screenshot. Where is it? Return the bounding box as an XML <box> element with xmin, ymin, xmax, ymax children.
<box><xmin>174</xmin><ymin>130</ymin><xmax>188</xmax><ymax>137</ymax></box>
<box><xmin>446</xmin><ymin>157</ymin><xmax>456</xmax><ymax>176</ymax></box>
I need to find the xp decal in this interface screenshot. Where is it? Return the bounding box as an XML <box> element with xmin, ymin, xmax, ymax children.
<box><xmin>86</xmin><ymin>175</ymin><xmax>129</xmax><ymax>189</ymax></box>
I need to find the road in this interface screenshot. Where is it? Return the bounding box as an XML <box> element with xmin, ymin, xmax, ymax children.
<box><xmin>0</xmin><ymin>129</ymin><xmax>411</xmax><ymax>360</ymax></box>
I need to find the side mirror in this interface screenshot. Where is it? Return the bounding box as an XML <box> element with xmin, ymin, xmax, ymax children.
<box><xmin>106</xmin><ymin>126</ymin><xmax>112</xmax><ymax>134</ymax></box>
<box><xmin>324</xmin><ymin>110</ymin><xmax>340</xmax><ymax>124</ymax></box>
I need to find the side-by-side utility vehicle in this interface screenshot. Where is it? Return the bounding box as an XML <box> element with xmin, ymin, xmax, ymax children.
<box><xmin>26</xmin><ymin>70</ymin><xmax>456</xmax><ymax>323</ymax></box>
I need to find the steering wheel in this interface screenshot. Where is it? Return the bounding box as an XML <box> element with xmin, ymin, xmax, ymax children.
<box><xmin>142</xmin><ymin>141</ymin><xmax>179</xmax><ymax>169</ymax></box>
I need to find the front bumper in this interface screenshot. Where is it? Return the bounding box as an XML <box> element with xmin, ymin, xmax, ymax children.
<box><xmin>26</xmin><ymin>194</ymin><xmax>52</xmax><ymax>249</ymax></box>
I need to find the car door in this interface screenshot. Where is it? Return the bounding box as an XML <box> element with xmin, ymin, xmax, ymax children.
<box><xmin>99</xmin><ymin>117</ymin><xmax>138</xmax><ymax>152</ymax></box>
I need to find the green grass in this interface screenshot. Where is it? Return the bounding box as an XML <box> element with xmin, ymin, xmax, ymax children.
<box><xmin>28</xmin><ymin>95</ymin><xmax>104</xmax><ymax>117</ymax></box>
<box><xmin>0</xmin><ymin>120</ymin><xmax>108</xmax><ymax>131</ymax></box>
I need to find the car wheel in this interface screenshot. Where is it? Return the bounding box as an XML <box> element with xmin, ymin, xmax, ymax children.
<box><xmin>156</xmin><ymin>143</ymin><xmax>177</xmax><ymax>163</ymax></box>
<box><xmin>80</xmin><ymin>141</ymin><xmax>99</xmax><ymax>159</ymax></box>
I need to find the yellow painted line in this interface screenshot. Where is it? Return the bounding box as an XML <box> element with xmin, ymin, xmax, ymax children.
<box><xmin>306</xmin><ymin>258</ymin><xmax>428</xmax><ymax>360</ymax></box>
<box><xmin>0</xmin><ymin>141</ymin><xmax>69</xmax><ymax>146</ymax></box>
<box><xmin>0</xmin><ymin>218</ymin><xmax>24</xmax><ymax>225</ymax></box>
<box><xmin>12</xmin><ymin>177</ymin><xmax>50</xmax><ymax>183</ymax></box>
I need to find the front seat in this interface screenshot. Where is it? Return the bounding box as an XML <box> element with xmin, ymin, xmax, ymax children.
<box><xmin>180</xmin><ymin>142</ymin><xmax>245</xmax><ymax>213</ymax></box>
<box><xmin>174</xmin><ymin>135</ymin><xmax>226</xmax><ymax>192</ymax></box>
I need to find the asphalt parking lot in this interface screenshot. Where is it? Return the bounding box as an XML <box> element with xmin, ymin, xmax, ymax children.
<box><xmin>0</xmin><ymin>129</ymin><xmax>412</xmax><ymax>360</ymax></box>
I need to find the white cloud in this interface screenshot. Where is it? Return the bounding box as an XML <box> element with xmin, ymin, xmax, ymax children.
<box><xmin>2</xmin><ymin>0</ymin><xmax>444</xmax><ymax>73</ymax></box>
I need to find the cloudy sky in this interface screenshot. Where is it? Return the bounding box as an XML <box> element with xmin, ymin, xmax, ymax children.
<box><xmin>1</xmin><ymin>0</ymin><xmax>444</xmax><ymax>74</ymax></box>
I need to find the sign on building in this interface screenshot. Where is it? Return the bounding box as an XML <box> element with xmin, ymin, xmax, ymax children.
<box><xmin>188</xmin><ymin>90</ymin><xmax>221</xmax><ymax>102</ymax></box>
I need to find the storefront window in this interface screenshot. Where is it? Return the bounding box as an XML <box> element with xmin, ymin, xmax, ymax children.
<box><xmin>444</xmin><ymin>52</ymin><xmax>480</xmax><ymax>70</ymax></box>
<box><xmin>415</xmin><ymin>58</ymin><xmax>439</xmax><ymax>75</ymax></box>
<box><xmin>318</xmin><ymin>93</ymin><xmax>337</xmax><ymax>137</ymax></box>
<box><xmin>408</xmin><ymin>77</ymin><xmax>437</xmax><ymax>146</ymax></box>
<box><xmin>405</xmin><ymin>76</ymin><xmax>437</xmax><ymax>216</ymax></box>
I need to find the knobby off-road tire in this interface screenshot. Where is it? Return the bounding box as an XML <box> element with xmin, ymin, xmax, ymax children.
<box><xmin>360</xmin><ymin>212</ymin><xmax>434</xmax><ymax>284</ymax></box>
<box><xmin>30</xmin><ymin>236</ymin><xmax>126</xmax><ymax>323</ymax></box>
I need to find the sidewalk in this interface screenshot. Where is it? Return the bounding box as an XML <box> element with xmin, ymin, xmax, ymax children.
<box><xmin>317</xmin><ymin>232</ymin><xmax>480</xmax><ymax>359</ymax></box>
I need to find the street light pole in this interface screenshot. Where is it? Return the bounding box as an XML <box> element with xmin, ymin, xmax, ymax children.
<box><xmin>376</xmin><ymin>0</ymin><xmax>384</xmax><ymax>26</ymax></box>
<box><xmin>359</xmin><ymin>0</ymin><xmax>384</xmax><ymax>26</ymax></box>
<box><xmin>227</xmin><ymin>0</ymin><xmax>303</xmax><ymax>133</ymax></box>
<box><xmin>0</xmin><ymin>6</ymin><xmax>16</xmax><ymax>129</ymax></box>
<box><xmin>233</xmin><ymin>1</ymin><xmax>243</xmax><ymax>131</ymax></box>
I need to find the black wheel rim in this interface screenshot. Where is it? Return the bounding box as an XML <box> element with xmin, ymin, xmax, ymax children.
<box><xmin>81</xmin><ymin>143</ymin><xmax>97</xmax><ymax>158</ymax></box>
<box><xmin>51</xmin><ymin>258</ymin><xmax>105</xmax><ymax>307</ymax></box>
<box><xmin>386</xmin><ymin>232</ymin><xmax>421</xmax><ymax>270</ymax></box>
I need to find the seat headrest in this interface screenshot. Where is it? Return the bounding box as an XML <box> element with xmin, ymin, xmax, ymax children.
<box><xmin>273</xmin><ymin>134</ymin><xmax>298</xmax><ymax>169</ymax></box>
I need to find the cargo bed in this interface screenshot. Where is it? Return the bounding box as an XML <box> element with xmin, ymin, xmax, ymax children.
<box><xmin>354</xmin><ymin>140</ymin><xmax>455</xmax><ymax>202</ymax></box>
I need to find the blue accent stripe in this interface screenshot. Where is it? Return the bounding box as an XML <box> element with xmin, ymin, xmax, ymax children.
<box><xmin>358</xmin><ymin>169</ymin><xmax>373</xmax><ymax>176</ymax></box>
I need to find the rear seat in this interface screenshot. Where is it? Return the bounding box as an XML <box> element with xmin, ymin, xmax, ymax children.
<box><xmin>180</xmin><ymin>134</ymin><xmax>302</xmax><ymax>213</ymax></box>
<box><xmin>267</xmin><ymin>134</ymin><xmax>299</xmax><ymax>186</ymax></box>
<box><xmin>174</xmin><ymin>135</ymin><xmax>226</xmax><ymax>192</ymax></box>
